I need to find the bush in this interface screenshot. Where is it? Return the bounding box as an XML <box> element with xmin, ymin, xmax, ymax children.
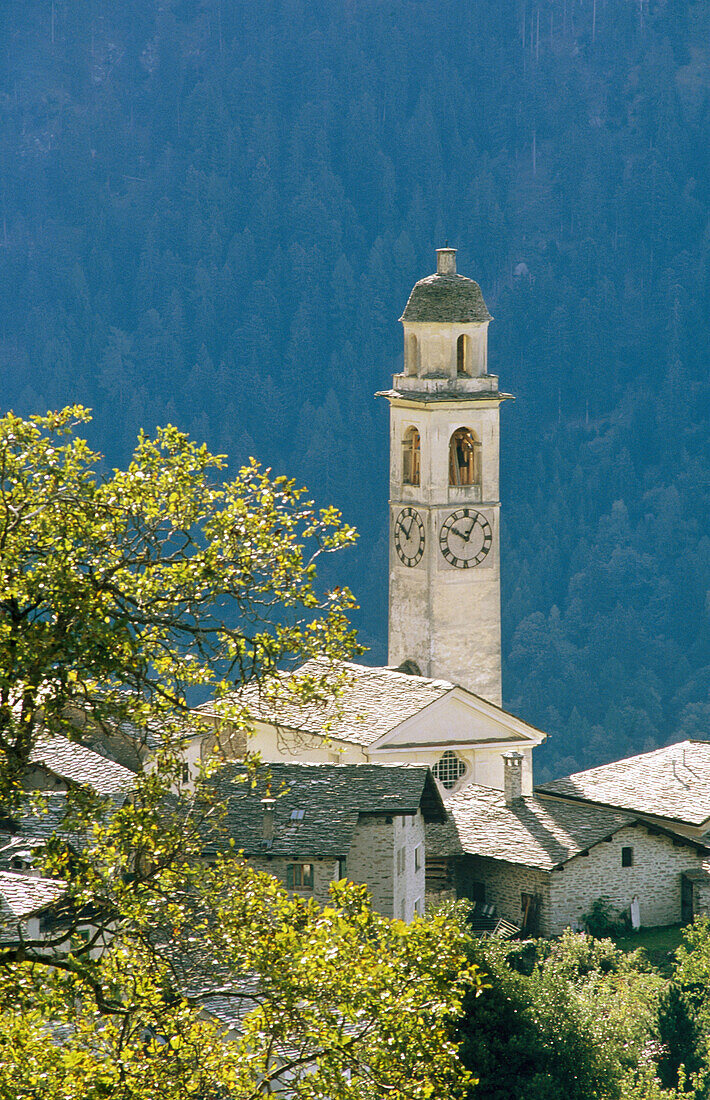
<box><xmin>583</xmin><ymin>897</ymin><xmax>632</xmax><ymax>939</ymax></box>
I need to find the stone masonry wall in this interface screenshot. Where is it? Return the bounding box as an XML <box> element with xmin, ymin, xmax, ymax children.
<box><xmin>468</xmin><ymin>856</ymin><xmax>551</xmax><ymax>934</ymax></box>
<box><xmin>392</xmin><ymin>809</ymin><xmax>427</xmax><ymax>920</ymax></box>
<box><xmin>347</xmin><ymin>815</ymin><xmax>396</xmax><ymax>918</ymax></box>
<box><xmin>249</xmin><ymin>856</ymin><xmax>340</xmax><ymax>908</ymax></box>
<box><xmin>548</xmin><ymin>824</ymin><xmax>706</xmax><ymax>935</ymax></box>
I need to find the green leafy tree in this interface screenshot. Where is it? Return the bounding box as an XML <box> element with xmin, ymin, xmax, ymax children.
<box><xmin>0</xmin><ymin>406</ymin><xmax>480</xmax><ymax>1099</ymax></box>
<box><xmin>658</xmin><ymin>918</ymin><xmax>710</xmax><ymax>1098</ymax></box>
<box><xmin>458</xmin><ymin>931</ymin><xmax>670</xmax><ymax>1100</ymax></box>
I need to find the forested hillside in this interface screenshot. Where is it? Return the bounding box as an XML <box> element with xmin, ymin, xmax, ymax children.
<box><xmin>0</xmin><ymin>0</ymin><xmax>707</xmax><ymax>779</ymax></box>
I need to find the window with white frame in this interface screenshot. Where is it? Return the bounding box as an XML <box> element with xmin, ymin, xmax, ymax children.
<box><xmin>432</xmin><ymin>750</ymin><xmax>466</xmax><ymax>790</ymax></box>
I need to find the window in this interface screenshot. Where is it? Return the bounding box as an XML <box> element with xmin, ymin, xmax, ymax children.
<box><xmin>286</xmin><ymin>863</ymin><xmax>314</xmax><ymax>890</ymax></box>
<box><xmin>402</xmin><ymin>427</ymin><xmax>421</xmax><ymax>486</ymax></box>
<box><xmin>414</xmin><ymin>845</ymin><xmax>422</xmax><ymax>872</ymax></box>
<box><xmin>181</xmin><ymin>762</ymin><xmax>190</xmax><ymax>783</ymax></box>
<box><xmin>338</xmin><ymin>858</ymin><xmax>347</xmax><ymax>880</ymax></box>
<box><xmin>457</xmin><ymin>334</ymin><xmax>472</xmax><ymax>376</ymax></box>
<box><xmin>415</xmin><ymin>897</ymin><xmax>424</xmax><ymax>916</ymax></box>
<box><xmin>622</xmin><ymin>846</ymin><xmax>634</xmax><ymax>867</ymax></box>
<box><xmin>448</xmin><ymin>428</ymin><xmax>481</xmax><ymax>487</ymax></box>
<box><xmin>290</xmin><ymin>809</ymin><xmax>305</xmax><ymax>822</ymax></box>
<box><xmin>397</xmin><ymin>847</ymin><xmax>406</xmax><ymax>876</ymax></box>
<box><xmin>432</xmin><ymin>750</ymin><xmax>466</xmax><ymax>791</ymax></box>
<box><xmin>405</xmin><ymin>333</ymin><xmax>419</xmax><ymax>376</ymax></box>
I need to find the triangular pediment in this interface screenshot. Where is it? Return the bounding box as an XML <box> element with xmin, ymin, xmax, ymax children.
<box><xmin>370</xmin><ymin>688</ymin><xmax>545</xmax><ymax>753</ymax></box>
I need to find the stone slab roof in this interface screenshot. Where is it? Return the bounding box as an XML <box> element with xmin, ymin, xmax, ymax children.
<box><xmin>195</xmin><ymin>658</ymin><xmax>456</xmax><ymax>747</ymax></box>
<box><xmin>535</xmin><ymin>741</ymin><xmax>710</xmax><ymax>827</ymax></box>
<box><xmin>0</xmin><ymin>871</ymin><xmax>66</xmax><ymax>920</ymax></box>
<box><xmin>426</xmin><ymin>784</ymin><xmax>640</xmax><ymax>870</ymax></box>
<box><xmin>377</xmin><ymin>388</ymin><xmax>510</xmax><ymax>404</ymax></box>
<box><xmin>201</xmin><ymin>761</ymin><xmax>445</xmax><ymax>860</ymax></box>
<box><xmin>400</xmin><ymin>273</ymin><xmax>492</xmax><ymax>323</ymax></box>
<box><xmin>31</xmin><ymin>735</ymin><xmax>137</xmax><ymax>796</ymax></box>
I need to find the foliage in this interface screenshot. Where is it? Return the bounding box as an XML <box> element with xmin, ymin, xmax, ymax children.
<box><xmin>657</xmin><ymin>918</ymin><xmax>710</xmax><ymax>1098</ymax></box>
<box><xmin>458</xmin><ymin>931</ymin><xmax>668</xmax><ymax>1100</ymax></box>
<box><xmin>0</xmin><ymin>405</ymin><xmax>357</xmax><ymax>791</ymax></box>
<box><xmin>0</xmin><ymin>871</ymin><xmax>479</xmax><ymax>1100</ymax></box>
<box><xmin>583</xmin><ymin>896</ymin><xmax>632</xmax><ymax>939</ymax></box>
<box><xmin>0</xmin><ymin>408</ymin><xmax>479</xmax><ymax>1099</ymax></box>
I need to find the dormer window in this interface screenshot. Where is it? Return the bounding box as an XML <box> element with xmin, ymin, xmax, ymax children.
<box><xmin>433</xmin><ymin>751</ymin><xmax>466</xmax><ymax>790</ymax></box>
<box><xmin>402</xmin><ymin>427</ymin><xmax>421</xmax><ymax>486</ymax></box>
<box><xmin>449</xmin><ymin>428</ymin><xmax>481</xmax><ymax>488</ymax></box>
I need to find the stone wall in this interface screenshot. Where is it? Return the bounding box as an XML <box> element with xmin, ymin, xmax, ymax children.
<box><xmin>547</xmin><ymin>824</ymin><xmax>706</xmax><ymax>935</ymax></box>
<box><xmin>249</xmin><ymin>856</ymin><xmax>340</xmax><ymax>908</ymax></box>
<box><xmin>347</xmin><ymin>815</ymin><xmax>396</xmax><ymax>918</ymax></box>
<box><xmin>393</xmin><ymin>809</ymin><xmax>426</xmax><ymax>919</ymax></box>
<box><xmin>347</xmin><ymin>811</ymin><xmax>426</xmax><ymax>920</ymax></box>
<box><xmin>466</xmin><ymin>855</ymin><xmax>551</xmax><ymax>934</ymax></box>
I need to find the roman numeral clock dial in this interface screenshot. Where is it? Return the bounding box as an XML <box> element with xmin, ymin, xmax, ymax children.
<box><xmin>394</xmin><ymin>507</ymin><xmax>425</xmax><ymax>567</ymax></box>
<box><xmin>439</xmin><ymin>509</ymin><xmax>492</xmax><ymax>568</ymax></box>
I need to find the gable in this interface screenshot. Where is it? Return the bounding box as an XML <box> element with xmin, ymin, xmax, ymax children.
<box><xmin>371</xmin><ymin>690</ymin><xmax>545</xmax><ymax>752</ymax></box>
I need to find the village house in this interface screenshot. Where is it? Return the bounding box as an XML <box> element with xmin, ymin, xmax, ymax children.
<box><xmin>426</xmin><ymin>751</ymin><xmax>710</xmax><ymax>935</ymax></box>
<box><xmin>0</xmin><ymin>871</ymin><xmax>68</xmax><ymax>945</ymax></box>
<box><xmin>200</xmin><ymin>761</ymin><xmax>446</xmax><ymax>920</ymax></box>
<box><xmin>535</xmin><ymin>741</ymin><xmax>710</xmax><ymax>922</ymax></box>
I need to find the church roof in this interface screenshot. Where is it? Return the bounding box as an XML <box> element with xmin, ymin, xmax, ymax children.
<box><xmin>426</xmin><ymin>784</ymin><xmax>706</xmax><ymax>871</ymax></box>
<box><xmin>536</xmin><ymin>740</ymin><xmax>710</xmax><ymax>827</ymax></box>
<box><xmin>400</xmin><ymin>272</ymin><xmax>492</xmax><ymax>324</ymax></box>
<box><xmin>200</xmin><ymin>761</ymin><xmax>446</xmax><ymax>860</ymax></box>
<box><xmin>195</xmin><ymin>658</ymin><xmax>456</xmax><ymax>747</ymax></box>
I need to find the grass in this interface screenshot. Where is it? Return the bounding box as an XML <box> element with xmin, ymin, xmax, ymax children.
<box><xmin>613</xmin><ymin>924</ymin><xmax>685</xmax><ymax>975</ymax></box>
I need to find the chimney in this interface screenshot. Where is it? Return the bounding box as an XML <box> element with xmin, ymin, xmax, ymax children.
<box><xmin>502</xmin><ymin>752</ymin><xmax>524</xmax><ymax>805</ymax></box>
<box><xmin>261</xmin><ymin>789</ymin><xmax>276</xmax><ymax>846</ymax></box>
<box><xmin>436</xmin><ymin>247</ymin><xmax>457</xmax><ymax>275</ymax></box>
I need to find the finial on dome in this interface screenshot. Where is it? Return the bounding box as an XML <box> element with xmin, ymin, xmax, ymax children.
<box><xmin>436</xmin><ymin>247</ymin><xmax>457</xmax><ymax>275</ymax></box>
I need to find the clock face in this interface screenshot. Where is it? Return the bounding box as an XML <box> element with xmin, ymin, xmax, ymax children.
<box><xmin>439</xmin><ymin>509</ymin><xmax>492</xmax><ymax>569</ymax></box>
<box><xmin>394</xmin><ymin>507</ymin><xmax>425</xmax><ymax>567</ymax></box>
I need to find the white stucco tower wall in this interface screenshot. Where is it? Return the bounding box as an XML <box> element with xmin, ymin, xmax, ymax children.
<box><xmin>379</xmin><ymin>248</ymin><xmax>511</xmax><ymax>706</ymax></box>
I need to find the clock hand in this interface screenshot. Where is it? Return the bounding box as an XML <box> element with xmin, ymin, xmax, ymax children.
<box><xmin>451</xmin><ymin>525</ymin><xmax>470</xmax><ymax>541</ymax></box>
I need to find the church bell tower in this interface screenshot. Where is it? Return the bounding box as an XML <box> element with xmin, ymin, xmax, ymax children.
<box><xmin>379</xmin><ymin>248</ymin><xmax>511</xmax><ymax>706</ymax></box>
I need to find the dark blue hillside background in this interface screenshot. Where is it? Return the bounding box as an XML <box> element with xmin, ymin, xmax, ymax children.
<box><xmin>0</xmin><ymin>0</ymin><xmax>707</xmax><ymax>779</ymax></box>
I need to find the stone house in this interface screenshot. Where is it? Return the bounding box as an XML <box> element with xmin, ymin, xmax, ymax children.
<box><xmin>426</xmin><ymin>752</ymin><xmax>710</xmax><ymax>935</ymax></box>
<box><xmin>0</xmin><ymin>871</ymin><xmax>67</xmax><ymax>944</ymax></box>
<box><xmin>22</xmin><ymin>734</ymin><xmax>136</xmax><ymax>798</ymax></box>
<box><xmin>200</xmin><ymin>761</ymin><xmax>446</xmax><ymax>920</ymax></box>
<box><xmin>535</xmin><ymin>740</ymin><xmax>710</xmax><ymax>924</ymax></box>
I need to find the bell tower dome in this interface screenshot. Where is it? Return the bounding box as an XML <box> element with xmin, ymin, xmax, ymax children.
<box><xmin>378</xmin><ymin>248</ymin><xmax>512</xmax><ymax>706</ymax></box>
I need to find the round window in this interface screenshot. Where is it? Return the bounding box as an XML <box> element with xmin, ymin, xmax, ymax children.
<box><xmin>432</xmin><ymin>750</ymin><xmax>466</xmax><ymax>790</ymax></box>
